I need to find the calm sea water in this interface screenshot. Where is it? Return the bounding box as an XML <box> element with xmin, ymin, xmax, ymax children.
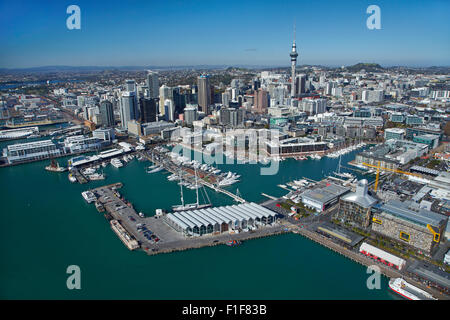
<box><xmin>0</xmin><ymin>141</ymin><xmax>398</xmax><ymax>299</ymax></box>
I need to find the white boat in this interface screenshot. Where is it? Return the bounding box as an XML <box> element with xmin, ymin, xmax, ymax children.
<box><xmin>146</xmin><ymin>165</ymin><xmax>163</xmax><ymax>173</ymax></box>
<box><xmin>81</xmin><ymin>191</ymin><xmax>96</xmax><ymax>203</ymax></box>
<box><xmin>82</xmin><ymin>167</ymin><xmax>96</xmax><ymax>175</ymax></box>
<box><xmin>388</xmin><ymin>278</ymin><xmax>436</xmax><ymax>300</ymax></box>
<box><xmin>167</xmin><ymin>174</ymin><xmax>179</xmax><ymax>181</ymax></box>
<box><xmin>68</xmin><ymin>173</ymin><xmax>77</xmax><ymax>183</ymax></box>
<box><xmin>88</xmin><ymin>173</ymin><xmax>105</xmax><ymax>180</ymax></box>
<box><xmin>111</xmin><ymin>158</ymin><xmax>123</xmax><ymax>168</ymax></box>
<box><xmin>218</xmin><ymin>178</ymin><xmax>239</xmax><ymax>186</ymax></box>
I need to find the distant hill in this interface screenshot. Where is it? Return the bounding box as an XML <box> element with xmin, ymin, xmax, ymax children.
<box><xmin>346</xmin><ymin>63</ymin><xmax>384</xmax><ymax>72</ymax></box>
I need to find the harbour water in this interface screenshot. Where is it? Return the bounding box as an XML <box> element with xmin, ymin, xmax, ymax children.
<box><xmin>0</xmin><ymin>142</ymin><xmax>398</xmax><ymax>299</ymax></box>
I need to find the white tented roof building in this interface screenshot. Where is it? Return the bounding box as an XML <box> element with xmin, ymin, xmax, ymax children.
<box><xmin>359</xmin><ymin>242</ymin><xmax>406</xmax><ymax>270</ymax></box>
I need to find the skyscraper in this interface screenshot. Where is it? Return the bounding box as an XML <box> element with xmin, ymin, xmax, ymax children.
<box><xmin>295</xmin><ymin>74</ymin><xmax>306</xmax><ymax>95</ymax></box>
<box><xmin>125</xmin><ymin>79</ymin><xmax>136</xmax><ymax>92</ymax></box>
<box><xmin>159</xmin><ymin>84</ymin><xmax>172</xmax><ymax>115</ymax></box>
<box><xmin>139</xmin><ymin>97</ymin><xmax>157</xmax><ymax>123</ymax></box>
<box><xmin>254</xmin><ymin>88</ymin><xmax>269</xmax><ymax>113</ymax></box>
<box><xmin>99</xmin><ymin>100</ymin><xmax>115</xmax><ymax>127</ymax></box>
<box><xmin>146</xmin><ymin>71</ymin><xmax>159</xmax><ymax>99</ymax></box>
<box><xmin>119</xmin><ymin>91</ymin><xmax>138</xmax><ymax>130</ymax></box>
<box><xmin>197</xmin><ymin>74</ymin><xmax>211</xmax><ymax>114</ymax></box>
<box><xmin>164</xmin><ymin>99</ymin><xmax>175</xmax><ymax>122</ymax></box>
<box><xmin>184</xmin><ymin>106</ymin><xmax>198</xmax><ymax>125</ymax></box>
<box><xmin>290</xmin><ymin>27</ymin><xmax>298</xmax><ymax>98</ymax></box>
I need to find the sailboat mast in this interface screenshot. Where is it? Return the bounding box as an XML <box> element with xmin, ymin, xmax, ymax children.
<box><xmin>195</xmin><ymin>167</ymin><xmax>199</xmax><ymax>206</ymax></box>
<box><xmin>338</xmin><ymin>155</ymin><xmax>341</xmax><ymax>174</ymax></box>
<box><xmin>179</xmin><ymin>169</ymin><xmax>184</xmax><ymax>207</ymax></box>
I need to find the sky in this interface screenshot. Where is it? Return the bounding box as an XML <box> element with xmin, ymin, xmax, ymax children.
<box><xmin>0</xmin><ymin>0</ymin><xmax>449</xmax><ymax>68</ymax></box>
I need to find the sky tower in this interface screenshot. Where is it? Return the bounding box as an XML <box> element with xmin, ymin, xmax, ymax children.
<box><xmin>290</xmin><ymin>25</ymin><xmax>298</xmax><ymax>98</ymax></box>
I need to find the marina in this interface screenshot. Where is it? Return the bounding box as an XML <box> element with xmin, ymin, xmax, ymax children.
<box><xmin>1</xmin><ymin>139</ymin><xmax>447</xmax><ymax>300</ymax></box>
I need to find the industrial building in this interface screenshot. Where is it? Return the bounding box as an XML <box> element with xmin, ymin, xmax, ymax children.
<box><xmin>164</xmin><ymin>203</ymin><xmax>278</xmax><ymax>237</ymax></box>
<box><xmin>300</xmin><ymin>183</ymin><xmax>350</xmax><ymax>212</ymax></box>
<box><xmin>334</xmin><ymin>179</ymin><xmax>378</xmax><ymax>228</ymax></box>
<box><xmin>371</xmin><ymin>200</ymin><xmax>448</xmax><ymax>254</ymax></box>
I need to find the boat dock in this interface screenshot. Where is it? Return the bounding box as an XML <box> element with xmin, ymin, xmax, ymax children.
<box><xmin>72</xmin><ymin>168</ymin><xmax>88</xmax><ymax>184</ymax></box>
<box><xmin>139</xmin><ymin>150</ymin><xmax>246</xmax><ymax>204</ymax></box>
<box><xmin>261</xmin><ymin>193</ymin><xmax>278</xmax><ymax>200</ymax></box>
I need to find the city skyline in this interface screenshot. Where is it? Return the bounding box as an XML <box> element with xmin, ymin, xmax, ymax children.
<box><xmin>1</xmin><ymin>0</ymin><xmax>449</xmax><ymax>68</ymax></box>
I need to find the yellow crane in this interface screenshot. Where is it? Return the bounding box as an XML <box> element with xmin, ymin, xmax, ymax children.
<box><xmin>362</xmin><ymin>162</ymin><xmax>422</xmax><ymax>192</ymax></box>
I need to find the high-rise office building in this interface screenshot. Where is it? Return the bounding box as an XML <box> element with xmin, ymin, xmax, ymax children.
<box><xmin>119</xmin><ymin>91</ymin><xmax>138</xmax><ymax>130</ymax></box>
<box><xmin>164</xmin><ymin>99</ymin><xmax>175</xmax><ymax>122</ymax></box>
<box><xmin>301</xmin><ymin>98</ymin><xmax>327</xmax><ymax>115</ymax></box>
<box><xmin>220</xmin><ymin>107</ymin><xmax>245</xmax><ymax>127</ymax></box>
<box><xmin>184</xmin><ymin>106</ymin><xmax>198</xmax><ymax>125</ymax></box>
<box><xmin>295</xmin><ymin>74</ymin><xmax>306</xmax><ymax>95</ymax></box>
<box><xmin>325</xmin><ymin>82</ymin><xmax>336</xmax><ymax>95</ymax></box>
<box><xmin>139</xmin><ymin>98</ymin><xmax>157</xmax><ymax>123</ymax></box>
<box><xmin>146</xmin><ymin>71</ymin><xmax>159</xmax><ymax>99</ymax></box>
<box><xmin>159</xmin><ymin>84</ymin><xmax>172</xmax><ymax>115</ymax></box>
<box><xmin>197</xmin><ymin>74</ymin><xmax>211</xmax><ymax>114</ymax></box>
<box><xmin>99</xmin><ymin>100</ymin><xmax>115</xmax><ymax>127</ymax></box>
<box><xmin>125</xmin><ymin>79</ymin><xmax>136</xmax><ymax>92</ymax></box>
<box><xmin>254</xmin><ymin>88</ymin><xmax>269</xmax><ymax>113</ymax></box>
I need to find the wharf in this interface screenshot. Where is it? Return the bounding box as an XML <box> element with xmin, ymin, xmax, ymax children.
<box><xmin>86</xmin><ymin>183</ymin><xmax>287</xmax><ymax>255</ymax></box>
<box><xmin>287</xmin><ymin>222</ymin><xmax>449</xmax><ymax>300</ymax></box>
<box><xmin>84</xmin><ymin>181</ymin><xmax>449</xmax><ymax>300</ymax></box>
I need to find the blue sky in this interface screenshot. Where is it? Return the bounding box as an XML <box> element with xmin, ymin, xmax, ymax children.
<box><xmin>0</xmin><ymin>0</ymin><xmax>449</xmax><ymax>68</ymax></box>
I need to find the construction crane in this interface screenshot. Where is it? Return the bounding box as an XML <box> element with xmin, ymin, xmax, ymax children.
<box><xmin>362</xmin><ymin>162</ymin><xmax>422</xmax><ymax>192</ymax></box>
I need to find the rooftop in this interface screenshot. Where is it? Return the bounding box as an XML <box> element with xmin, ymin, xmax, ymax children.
<box><xmin>302</xmin><ymin>183</ymin><xmax>350</xmax><ymax>204</ymax></box>
<box><xmin>376</xmin><ymin>199</ymin><xmax>447</xmax><ymax>229</ymax></box>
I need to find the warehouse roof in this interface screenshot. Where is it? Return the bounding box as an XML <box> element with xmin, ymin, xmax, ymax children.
<box><xmin>376</xmin><ymin>200</ymin><xmax>447</xmax><ymax>228</ymax></box>
<box><xmin>301</xmin><ymin>183</ymin><xmax>350</xmax><ymax>205</ymax></box>
<box><xmin>167</xmin><ymin>203</ymin><xmax>277</xmax><ymax>231</ymax></box>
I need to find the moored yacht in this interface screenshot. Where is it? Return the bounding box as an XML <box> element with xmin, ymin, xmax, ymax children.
<box><xmin>111</xmin><ymin>158</ymin><xmax>123</xmax><ymax>168</ymax></box>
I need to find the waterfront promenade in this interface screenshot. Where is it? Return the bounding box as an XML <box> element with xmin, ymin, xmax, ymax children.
<box><xmin>287</xmin><ymin>222</ymin><xmax>449</xmax><ymax>300</ymax></box>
